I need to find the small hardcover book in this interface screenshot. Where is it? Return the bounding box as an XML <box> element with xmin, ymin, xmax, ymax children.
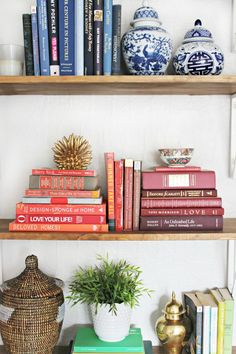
<box><xmin>112</xmin><ymin>5</ymin><xmax>121</xmax><ymax>75</ymax></box>
<box><xmin>47</xmin><ymin>0</ymin><xmax>60</xmax><ymax>75</ymax></box>
<box><xmin>103</xmin><ymin>0</ymin><xmax>112</xmax><ymax>75</ymax></box>
<box><xmin>210</xmin><ymin>289</ymin><xmax>225</xmax><ymax>354</ymax></box>
<box><xmin>84</xmin><ymin>0</ymin><xmax>94</xmax><ymax>75</ymax></box>
<box><xmin>133</xmin><ymin>160</ymin><xmax>142</xmax><ymax>231</ymax></box>
<box><xmin>37</xmin><ymin>0</ymin><xmax>50</xmax><ymax>75</ymax></box>
<box><xmin>105</xmin><ymin>152</ymin><xmax>115</xmax><ymax>230</ymax></box>
<box><xmin>59</xmin><ymin>0</ymin><xmax>75</xmax><ymax>75</ymax></box>
<box><xmin>73</xmin><ymin>327</ymin><xmax>144</xmax><ymax>352</ymax></box>
<box><xmin>115</xmin><ymin>160</ymin><xmax>124</xmax><ymax>231</ymax></box>
<box><xmin>75</xmin><ymin>0</ymin><xmax>84</xmax><ymax>75</ymax></box>
<box><xmin>184</xmin><ymin>292</ymin><xmax>202</xmax><ymax>354</ymax></box>
<box><xmin>124</xmin><ymin>159</ymin><xmax>133</xmax><ymax>231</ymax></box>
<box><xmin>31</xmin><ymin>6</ymin><xmax>40</xmax><ymax>76</ymax></box>
<box><xmin>94</xmin><ymin>0</ymin><xmax>104</xmax><ymax>75</ymax></box>
<box><xmin>218</xmin><ymin>288</ymin><xmax>234</xmax><ymax>354</ymax></box>
<box><xmin>22</xmin><ymin>14</ymin><xmax>34</xmax><ymax>75</ymax></box>
<box><xmin>29</xmin><ymin>175</ymin><xmax>99</xmax><ymax>190</ymax></box>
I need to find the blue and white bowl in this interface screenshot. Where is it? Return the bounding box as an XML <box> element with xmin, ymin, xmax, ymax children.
<box><xmin>122</xmin><ymin>1</ymin><xmax>173</xmax><ymax>75</ymax></box>
<box><xmin>173</xmin><ymin>20</ymin><xmax>224</xmax><ymax>75</ymax></box>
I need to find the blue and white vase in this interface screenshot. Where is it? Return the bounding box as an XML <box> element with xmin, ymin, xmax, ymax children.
<box><xmin>173</xmin><ymin>19</ymin><xmax>224</xmax><ymax>75</ymax></box>
<box><xmin>122</xmin><ymin>1</ymin><xmax>173</xmax><ymax>75</ymax></box>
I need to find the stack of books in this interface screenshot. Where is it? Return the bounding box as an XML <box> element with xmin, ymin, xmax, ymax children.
<box><xmin>140</xmin><ymin>166</ymin><xmax>224</xmax><ymax>231</ymax></box>
<box><xmin>184</xmin><ymin>288</ymin><xmax>234</xmax><ymax>354</ymax></box>
<box><xmin>105</xmin><ymin>153</ymin><xmax>142</xmax><ymax>231</ymax></box>
<box><xmin>9</xmin><ymin>168</ymin><xmax>108</xmax><ymax>232</ymax></box>
<box><xmin>70</xmin><ymin>327</ymin><xmax>152</xmax><ymax>354</ymax></box>
<box><xmin>22</xmin><ymin>0</ymin><xmax>122</xmax><ymax>77</ymax></box>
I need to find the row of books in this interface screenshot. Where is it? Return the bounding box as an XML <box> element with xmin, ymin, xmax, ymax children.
<box><xmin>140</xmin><ymin>166</ymin><xmax>224</xmax><ymax>231</ymax></box>
<box><xmin>184</xmin><ymin>288</ymin><xmax>234</xmax><ymax>354</ymax></box>
<box><xmin>9</xmin><ymin>168</ymin><xmax>108</xmax><ymax>232</ymax></box>
<box><xmin>22</xmin><ymin>0</ymin><xmax>121</xmax><ymax>76</ymax></box>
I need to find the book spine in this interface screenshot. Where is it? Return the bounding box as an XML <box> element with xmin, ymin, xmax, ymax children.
<box><xmin>142</xmin><ymin>171</ymin><xmax>216</xmax><ymax>190</ymax></box>
<box><xmin>196</xmin><ymin>307</ymin><xmax>203</xmax><ymax>354</ymax></box>
<box><xmin>84</xmin><ymin>0</ymin><xmax>94</xmax><ymax>75</ymax></box>
<box><xmin>37</xmin><ymin>0</ymin><xmax>50</xmax><ymax>75</ymax></box>
<box><xmin>22</xmin><ymin>14</ymin><xmax>34</xmax><ymax>75</ymax></box>
<box><xmin>16</xmin><ymin>202</ymin><xmax>106</xmax><ymax>215</ymax></box>
<box><xmin>142</xmin><ymin>189</ymin><xmax>217</xmax><ymax>198</ymax></box>
<box><xmin>103</xmin><ymin>0</ymin><xmax>112</xmax><ymax>75</ymax></box>
<box><xmin>224</xmin><ymin>300</ymin><xmax>234</xmax><ymax>354</ymax></box>
<box><xmin>140</xmin><ymin>216</ymin><xmax>223</xmax><ymax>231</ymax></box>
<box><xmin>29</xmin><ymin>175</ymin><xmax>98</xmax><ymax>190</ymax></box>
<box><xmin>141</xmin><ymin>197</ymin><xmax>222</xmax><ymax>208</ymax></box>
<box><xmin>25</xmin><ymin>188</ymin><xmax>101</xmax><ymax>198</ymax></box>
<box><xmin>21</xmin><ymin>196</ymin><xmax>103</xmax><ymax>204</ymax></box>
<box><xmin>184</xmin><ymin>294</ymin><xmax>202</xmax><ymax>354</ymax></box>
<box><xmin>210</xmin><ymin>307</ymin><xmax>218</xmax><ymax>354</ymax></box>
<box><xmin>141</xmin><ymin>208</ymin><xmax>224</xmax><ymax>216</ymax></box>
<box><xmin>31</xmin><ymin>6</ymin><xmax>40</xmax><ymax>76</ymax></box>
<box><xmin>133</xmin><ymin>160</ymin><xmax>142</xmax><ymax>231</ymax></box>
<box><xmin>217</xmin><ymin>302</ymin><xmax>225</xmax><ymax>354</ymax></box>
<box><xmin>47</xmin><ymin>0</ymin><xmax>60</xmax><ymax>75</ymax></box>
<box><xmin>114</xmin><ymin>160</ymin><xmax>124</xmax><ymax>231</ymax></box>
<box><xmin>124</xmin><ymin>159</ymin><xmax>133</xmax><ymax>231</ymax></box>
<box><xmin>105</xmin><ymin>153</ymin><xmax>115</xmax><ymax>230</ymax></box>
<box><xmin>202</xmin><ymin>306</ymin><xmax>211</xmax><ymax>354</ymax></box>
<box><xmin>94</xmin><ymin>0</ymin><xmax>104</xmax><ymax>75</ymax></box>
<box><xmin>16</xmin><ymin>214</ymin><xmax>106</xmax><ymax>224</ymax></box>
<box><xmin>9</xmin><ymin>221</ymin><xmax>108</xmax><ymax>232</ymax></box>
<box><xmin>59</xmin><ymin>0</ymin><xmax>75</xmax><ymax>75</ymax></box>
<box><xmin>112</xmin><ymin>5</ymin><xmax>121</xmax><ymax>74</ymax></box>
<box><xmin>32</xmin><ymin>169</ymin><xmax>97</xmax><ymax>176</ymax></box>
<box><xmin>75</xmin><ymin>0</ymin><xmax>84</xmax><ymax>75</ymax></box>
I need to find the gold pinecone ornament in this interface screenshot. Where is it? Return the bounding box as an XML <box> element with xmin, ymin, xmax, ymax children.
<box><xmin>53</xmin><ymin>134</ymin><xmax>92</xmax><ymax>170</ymax></box>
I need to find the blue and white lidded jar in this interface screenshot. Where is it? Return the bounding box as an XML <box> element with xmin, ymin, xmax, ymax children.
<box><xmin>122</xmin><ymin>0</ymin><xmax>173</xmax><ymax>75</ymax></box>
<box><xmin>173</xmin><ymin>19</ymin><xmax>224</xmax><ymax>75</ymax></box>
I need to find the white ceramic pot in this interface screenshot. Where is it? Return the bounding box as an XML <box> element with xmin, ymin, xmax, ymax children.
<box><xmin>90</xmin><ymin>303</ymin><xmax>132</xmax><ymax>342</ymax></box>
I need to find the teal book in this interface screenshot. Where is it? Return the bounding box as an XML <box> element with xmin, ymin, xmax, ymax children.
<box><xmin>73</xmin><ymin>327</ymin><xmax>143</xmax><ymax>353</ymax></box>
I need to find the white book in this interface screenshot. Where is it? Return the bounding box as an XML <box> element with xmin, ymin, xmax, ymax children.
<box><xmin>75</xmin><ymin>0</ymin><xmax>84</xmax><ymax>75</ymax></box>
<box><xmin>196</xmin><ymin>292</ymin><xmax>211</xmax><ymax>354</ymax></box>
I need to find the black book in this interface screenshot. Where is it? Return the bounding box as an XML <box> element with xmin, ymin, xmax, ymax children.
<box><xmin>93</xmin><ymin>0</ymin><xmax>103</xmax><ymax>75</ymax></box>
<box><xmin>22</xmin><ymin>14</ymin><xmax>34</xmax><ymax>75</ymax></box>
<box><xmin>84</xmin><ymin>0</ymin><xmax>94</xmax><ymax>75</ymax></box>
<box><xmin>112</xmin><ymin>4</ymin><xmax>121</xmax><ymax>75</ymax></box>
<box><xmin>47</xmin><ymin>0</ymin><xmax>60</xmax><ymax>76</ymax></box>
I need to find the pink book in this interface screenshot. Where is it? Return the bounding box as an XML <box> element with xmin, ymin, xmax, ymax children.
<box><xmin>155</xmin><ymin>166</ymin><xmax>201</xmax><ymax>172</ymax></box>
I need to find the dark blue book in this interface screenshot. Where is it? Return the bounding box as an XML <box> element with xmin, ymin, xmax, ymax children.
<box><xmin>22</xmin><ymin>14</ymin><xmax>34</xmax><ymax>75</ymax></box>
<box><xmin>37</xmin><ymin>0</ymin><xmax>50</xmax><ymax>75</ymax></box>
<box><xmin>31</xmin><ymin>5</ymin><xmax>40</xmax><ymax>76</ymax></box>
<box><xmin>103</xmin><ymin>0</ymin><xmax>112</xmax><ymax>75</ymax></box>
<box><xmin>112</xmin><ymin>4</ymin><xmax>121</xmax><ymax>75</ymax></box>
<box><xmin>59</xmin><ymin>0</ymin><xmax>75</xmax><ymax>75</ymax></box>
<box><xmin>84</xmin><ymin>0</ymin><xmax>94</xmax><ymax>75</ymax></box>
<box><xmin>94</xmin><ymin>0</ymin><xmax>104</xmax><ymax>75</ymax></box>
<box><xmin>47</xmin><ymin>0</ymin><xmax>60</xmax><ymax>76</ymax></box>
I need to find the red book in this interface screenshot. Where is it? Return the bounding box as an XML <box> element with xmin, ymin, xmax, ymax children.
<box><xmin>133</xmin><ymin>161</ymin><xmax>142</xmax><ymax>231</ymax></box>
<box><xmin>29</xmin><ymin>175</ymin><xmax>98</xmax><ymax>190</ymax></box>
<box><xmin>105</xmin><ymin>153</ymin><xmax>115</xmax><ymax>230</ymax></box>
<box><xmin>155</xmin><ymin>166</ymin><xmax>201</xmax><ymax>172</ymax></box>
<box><xmin>140</xmin><ymin>216</ymin><xmax>223</xmax><ymax>231</ymax></box>
<box><xmin>142</xmin><ymin>170</ymin><xmax>216</xmax><ymax>190</ymax></box>
<box><xmin>115</xmin><ymin>160</ymin><xmax>124</xmax><ymax>231</ymax></box>
<box><xmin>124</xmin><ymin>159</ymin><xmax>133</xmax><ymax>231</ymax></box>
<box><xmin>141</xmin><ymin>208</ymin><xmax>224</xmax><ymax>217</ymax></box>
<box><xmin>24</xmin><ymin>188</ymin><xmax>101</xmax><ymax>198</ymax></box>
<box><xmin>32</xmin><ymin>168</ymin><xmax>97</xmax><ymax>176</ymax></box>
<box><xmin>16</xmin><ymin>203</ymin><xmax>106</xmax><ymax>215</ymax></box>
<box><xmin>9</xmin><ymin>221</ymin><xmax>108</xmax><ymax>232</ymax></box>
<box><xmin>141</xmin><ymin>197</ymin><xmax>222</xmax><ymax>208</ymax></box>
<box><xmin>16</xmin><ymin>214</ymin><xmax>106</xmax><ymax>224</ymax></box>
<box><xmin>142</xmin><ymin>189</ymin><xmax>217</xmax><ymax>198</ymax></box>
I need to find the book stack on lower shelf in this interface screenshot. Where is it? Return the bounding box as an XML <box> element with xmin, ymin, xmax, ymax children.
<box><xmin>140</xmin><ymin>166</ymin><xmax>224</xmax><ymax>231</ymax></box>
<box><xmin>69</xmin><ymin>327</ymin><xmax>152</xmax><ymax>354</ymax></box>
<box><xmin>184</xmin><ymin>288</ymin><xmax>234</xmax><ymax>354</ymax></box>
<box><xmin>9</xmin><ymin>168</ymin><xmax>108</xmax><ymax>232</ymax></box>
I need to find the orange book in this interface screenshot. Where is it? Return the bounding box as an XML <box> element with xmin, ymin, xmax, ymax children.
<box><xmin>9</xmin><ymin>221</ymin><xmax>108</xmax><ymax>233</ymax></box>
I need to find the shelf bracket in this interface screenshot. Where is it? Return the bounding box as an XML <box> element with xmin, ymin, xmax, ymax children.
<box><xmin>230</xmin><ymin>95</ymin><xmax>236</xmax><ymax>178</ymax></box>
<box><xmin>227</xmin><ymin>240</ymin><xmax>236</xmax><ymax>296</ymax></box>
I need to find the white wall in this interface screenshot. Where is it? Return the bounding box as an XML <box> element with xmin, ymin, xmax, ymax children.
<box><xmin>0</xmin><ymin>0</ymin><xmax>236</xmax><ymax>347</ymax></box>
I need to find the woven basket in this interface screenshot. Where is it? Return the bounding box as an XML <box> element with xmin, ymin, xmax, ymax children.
<box><xmin>0</xmin><ymin>255</ymin><xmax>65</xmax><ymax>354</ymax></box>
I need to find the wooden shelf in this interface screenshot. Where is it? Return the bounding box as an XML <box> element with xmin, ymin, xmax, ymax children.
<box><xmin>1</xmin><ymin>218</ymin><xmax>236</xmax><ymax>241</ymax></box>
<box><xmin>1</xmin><ymin>75</ymin><xmax>236</xmax><ymax>95</ymax></box>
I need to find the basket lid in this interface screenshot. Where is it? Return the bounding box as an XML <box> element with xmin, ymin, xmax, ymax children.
<box><xmin>1</xmin><ymin>255</ymin><xmax>64</xmax><ymax>299</ymax></box>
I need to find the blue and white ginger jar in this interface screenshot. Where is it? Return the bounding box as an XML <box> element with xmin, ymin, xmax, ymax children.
<box><xmin>122</xmin><ymin>1</ymin><xmax>173</xmax><ymax>75</ymax></box>
<box><xmin>173</xmin><ymin>19</ymin><xmax>224</xmax><ymax>75</ymax></box>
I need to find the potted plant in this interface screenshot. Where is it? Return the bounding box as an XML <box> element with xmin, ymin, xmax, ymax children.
<box><xmin>68</xmin><ymin>255</ymin><xmax>152</xmax><ymax>342</ymax></box>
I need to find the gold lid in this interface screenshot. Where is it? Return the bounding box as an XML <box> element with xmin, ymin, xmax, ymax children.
<box><xmin>163</xmin><ymin>292</ymin><xmax>186</xmax><ymax>320</ymax></box>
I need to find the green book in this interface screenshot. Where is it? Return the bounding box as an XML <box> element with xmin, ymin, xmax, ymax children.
<box><xmin>73</xmin><ymin>327</ymin><xmax>143</xmax><ymax>353</ymax></box>
<box><xmin>70</xmin><ymin>340</ymin><xmax>152</xmax><ymax>354</ymax></box>
<box><xmin>218</xmin><ymin>288</ymin><xmax>234</xmax><ymax>354</ymax></box>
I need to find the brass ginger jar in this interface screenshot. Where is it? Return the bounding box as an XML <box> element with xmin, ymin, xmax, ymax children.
<box><xmin>0</xmin><ymin>255</ymin><xmax>65</xmax><ymax>354</ymax></box>
<box><xmin>156</xmin><ymin>292</ymin><xmax>190</xmax><ymax>354</ymax></box>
